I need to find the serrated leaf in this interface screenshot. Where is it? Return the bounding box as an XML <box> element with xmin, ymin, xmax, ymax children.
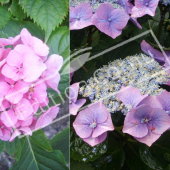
<box><xmin>29</xmin><ymin>129</ymin><xmax>52</xmax><ymax>152</ymax></box>
<box><xmin>20</xmin><ymin>0</ymin><xmax>69</xmax><ymax>42</ymax></box>
<box><xmin>0</xmin><ymin>20</ymin><xmax>44</xmax><ymax>40</ymax></box>
<box><xmin>11</xmin><ymin>137</ymin><xmax>68</xmax><ymax>170</ymax></box>
<box><xmin>50</xmin><ymin>128</ymin><xmax>69</xmax><ymax>163</ymax></box>
<box><xmin>0</xmin><ymin>140</ymin><xmax>4</xmax><ymax>156</ymax></box>
<box><xmin>9</xmin><ymin>0</ymin><xmax>26</xmax><ymax>21</ymax></box>
<box><xmin>0</xmin><ymin>5</ymin><xmax>11</xmax><ymax>28</ymax></box>
<box><xmin>5</xmin><ymin>137</ymin><xmax>25</xmax><ymax>161</ymax></box>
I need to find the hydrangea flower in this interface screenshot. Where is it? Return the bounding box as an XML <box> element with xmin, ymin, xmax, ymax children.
<box><xmin>123</xmin><ymin>103</ymin><xmax>170</xmax><ymax>146</ymax></box>
<box><xmin>131</xmin><ymin>0</ymin><xmax>159</xmax><ymax>18</ymax></box>
<box><xmin>70</xmin><ymin>83</ymin><xmax>86</xmax><ymax>115</ymax></box>
<box><xmin>117</xmin><ymin>86</ymin><xmax>148</xmax><ymax>111</ymax></box>
<box><xmin>117</xmin><ymin>0</ymin><xmax>133</xmax><ymax>14</ymax></box>
<box><xmin>141</xmin><ymin>40</ymin><xmax>165</xmax><ymax>64</ymax></box>
<box><xmin>0</xmin><ymin>28</ymin><xmax>63</xmax><ymax>141</ymax></box>
<box><xmin>73</xmin><ymin>101</ymin><xmax>114</xmax><ymax>146</ymax></box>
<box><xmin>157</xmin><ymin>90</ymin><xmax>170</xmax><ymax>114</ymax></box>
<box><xmin>93</xmin><ymin>3</ymin><xmax>130</xmax><ymax>39</ymax></box>
<box><xmin>70</xmin><ymin>3</ymin><xmax>93</xmax><ymax>30</ymax></box>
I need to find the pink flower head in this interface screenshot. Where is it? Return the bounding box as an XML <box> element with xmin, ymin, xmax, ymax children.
<box><xmin>42</xmin><ymin>54</ymin><xmax>63</xmax><ymax>93</ymax></box>
<box><xmin>141</xmin><ymin>40</ymin><xmax>165</xmax><ymax>64</ymax></box>
<box><xmin>93</xmin><ymin>3</ymin><xmax>130</xmax><ymax>39</ymax></box>
<box><xmin>70</xmin><ymin>3</ymin><xmax>93</xmax><ymax>30</ymax></box>
<box><xmin>0</xmin><ymin>123</ymin><xmax>12</xmax><ymax>141</ymax></box>
<box><xmin>123</xmin><ymin>104</ymin><xmax>170</xmax><ymax>146</ymax></box>
<box><xmin>35</xmin><ymin>105</ymin><xmax>59</xmax><ymax>130</ymax></box>
<box><xmin>2</xmin><ymin>46</ymin><xmax>47</xmax><ymax>82</ymax></box>
<box><xmin>131</xmin><ymin>0</ymin><xmax>159</xmax><ymax>18</ymax></box>
<box><xmin>19</xmin><ymin>28</ymin><xmax>49</xmax><ymax>61</ymax></box>
<box><xmin>117</xmin><ymin>86</ymin><xmax>147</xmax><ymax>111</ymax></box>
<box><xmin>0</xmin><ymin>78</ymin><xmax>29</xmax><ymax>104</ymax></box>
<box><xmin>70</xmin><ymin>83</ymin><xmax>86</xmax><ymax>115</ymax></box>
<box><xmin>73</xmin><ymin>101</ymin><xmax>114</xmax><ymax>147</ymax></box>
<box><xmin>0</xmin><ymin>35</ymin><xmax>20</xmax><ymax>47</ymax></box>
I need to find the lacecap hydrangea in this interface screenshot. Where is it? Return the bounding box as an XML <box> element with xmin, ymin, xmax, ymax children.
<box><xmin>0</xmin><ymin>28</ymin><xmax>62</xmax><ymax>142</ymax></box>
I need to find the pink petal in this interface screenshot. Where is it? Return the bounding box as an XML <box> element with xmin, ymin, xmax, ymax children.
<box><xmin>83</xmin><ymin>132</ymin><xmax>107</xmax><ymax>147</ymax></box>
<box><xmin>70</xmin><ymin>99</ymin><xmax>86</xmax><ymax>115</ymax></box>
<box><xmin>1</xmin><ymin>110</ymin><xmax>18</xmax><ymax>127</ymax></box>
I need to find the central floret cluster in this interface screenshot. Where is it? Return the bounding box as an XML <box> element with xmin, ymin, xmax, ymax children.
<box><xmin>0</xmin><ymin>28</ymin><xmax>62</xmax><ymax>142</ymax></box>
<box><xmin>80</xmin><ymin>54</ymin><xmax>169</xmax><ymax>113</ymax></box>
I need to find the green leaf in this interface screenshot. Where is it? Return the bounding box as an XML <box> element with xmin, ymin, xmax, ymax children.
<box><xmin>127</xmin><ymin>143</ymin><xmax>153</xmax><ymax>170</ymax></box>
<box><xmin>0</xmin><ymin>0</ymin><xmax>9</xmax><ymax>5</ymax></box>
<box><xmin>70</xmin><ymin>131</ymin><xmax>108</xmax><ymax>162</ymax></box>
<box><xmin>139</xmin><ymin>144</ymin><xmax>163</xmax><ymax>170</ymax></box>
<box><xmin>5</xmin><ymin>137</ymin><xmax>25</xmax><ymax>161</ymax></box>
<box><xmin>0</xmin><ymin>140</ymin><xmax>4</xmax><ymax>156</ymax></box>
<box><xmin>70</xmin><ymin>159</ymin><xmax>94</xmax><ymax>170</ymax></box>
<box><xmin>47</xmin><ymin>26</ymin><xmax>69</xmax><ymax>59</ymax></box>
<box><xmin>20</xmin><ymin>0</ymin><xmax>69</xmax><ymax>42</ymax></box>
<box><xmin>11</xmin><ymin>137</ymin><xmax>68</xmax><ymax>170</ymax></box>
<box><xmin>0</xmin><ymin>19</ymin><xmax>44</xmax><ymax>40</ymax></box>
<box><xmin>0</xmin><ymin>5</ymin><xmax>11</xmax><ymax>28</ymax></box>
<box><xmin>9</xmin><ymin>0</ymin><xmax>26</xmax><ymax>21</ymax></box>
<box><xmin>29</xmin><ymin>129</ymin><xmax>52</xmax><ymax>152</ymax></box>
<box><xmin>47</xmin><ymin>26</ymin><xmax>69</xmax><ymax>95</ymax></box>
<box><xmin>139</xmin><ymin>131</ymin><xmax>170</xmax><ymax>170</ymax></box>
<box><xmin>50</xmin><ymin>128</ymin><xmax>69</xmax><ymax>163</ymax></box>
<box><xmin>0</xmin><ymin>30</ymin><xmax>8</xmax><ymax>38</ymax></box>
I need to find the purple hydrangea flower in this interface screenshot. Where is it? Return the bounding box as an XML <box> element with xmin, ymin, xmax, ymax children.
<box><xmin>137</xmin><ymin>96</ymin><xmax>163</xmax><ymax>109</ymax></box>
<box><xmin>73</xmin><ymin>101</ymin><xmax>114</xmax><ymax>147</ymax></box>
<box><xmin>158</xmin><ymin>90</ymin><xmax>170</xmax><ymax>114</ymax></box>
<box><xmin>117</xmin><ymin>0</ymin><xmax>134</xmax><ymax>14</ymax></box>
<box><xmin>131</xmin><ymin>0</ymin><xmax>159</xmax><ymax>18</ymax></box>
<box><xmin>117</xmin><ymin>86</ymin><xmax>147</xmax><ymax>110</ymax></box>
<box><xmin>70</xmin><ymin>3</ymin><xmax>93</xmax><ymax>30</ymax></box>
<box><xmin>93</xmin><ymin>3</ymin><xmax>130</xmax><ymax>39</ymax></box>
<box><xmin>123</xmin><ymin>104</ymin><xmax>170</xmax><ymax>146</ymax></box>
<box><xmin>130</xmin><ymin>17</ymin><xmax>142</xmax><ymax>29</ymax></box>
<box><xmin>141</xmin><ymin>40</ymin><xmax>165</xmax><ymax>64</ymax></box>
<box><xmin>70</xmin><ymin>83</ymin><xmax>86</xmax><ymax>115</ymax></box>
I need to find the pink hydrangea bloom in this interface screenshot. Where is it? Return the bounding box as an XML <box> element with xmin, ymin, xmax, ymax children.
<box><xmin>35</xmin><ymin>105</ymin><xmax>60</xmax><ymax>130</ymax></box>
<box><xmin>42</xmin><ymin>54</ymin><xmax>63</xmax><ymax>93</ymax></box>
<box><xmin>131</xmin><ymin>0</ymin><xmax>159</xmax><ymax>18</ymax></box>
<box><xmin>93</xmin><ymin>3</ymin><xmax>129</xmax><ymax>39</ymax></box>
<box><xmin>70</xmin><ymin>83</ymin><xmax>86</xmax><ymax>115</ymax></box>
<box><xmin>0</xmin><ymin>28</ymin><xmax>63</xmax><ymax>141</ymax></box>
<box><xmin>70</xmin><ymin>3</ymin><xmax>93</xmax><ymax>30</ymax></box>
<box><xmin>73</xmin><ymin>101</ymin><xmax>114</xmax><ymax>147</ymax></box>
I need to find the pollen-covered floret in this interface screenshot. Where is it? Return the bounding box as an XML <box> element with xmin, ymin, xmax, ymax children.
<box><xmin>80</xmin><ymin>54</ymin><xmax>170</xmax><ymax>114</ymax></box>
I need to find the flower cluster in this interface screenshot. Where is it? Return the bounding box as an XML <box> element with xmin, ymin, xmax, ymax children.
<box><xmin>80</xmin><ymin>53</ymin><xmax>169</xmax><ymax>114</ymax></box>
<box><xmin>70</xmin><ymin>0</ymin><xmax>159</xmax><ymax>38</ymax></box>
<box><xmin>0</xmin><ymin>28</ymin><xmax>62</xmax><ymax>142</ymax></box>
